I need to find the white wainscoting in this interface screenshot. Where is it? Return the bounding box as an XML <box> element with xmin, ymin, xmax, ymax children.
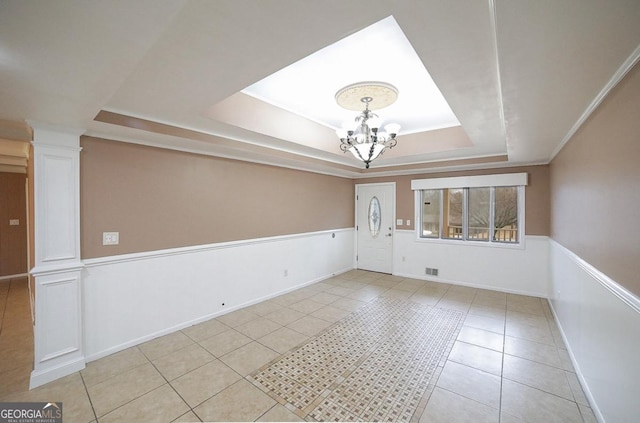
<box><xmin>30</xmin><ymin>126</ymin><xmax>85</xmax><ymax>389</ymax></box>
<box><xmin>392</xmin><ymin>231</ymin><xmax>549</xmax><ymax>297</ymax></box>
<box><xmin>82</xmin><ymin>228</ymin><xmax>354</xmax><ymax>361</ymax></box>
<box><xmin>549</xmin><ymin>240</ymin><xmax>640</xmax><ymax>423</ymax></box>
<box><xmin>30</xmin><ymin>267</ymin><xmax>85</xmax><ymax>388</ymax></box>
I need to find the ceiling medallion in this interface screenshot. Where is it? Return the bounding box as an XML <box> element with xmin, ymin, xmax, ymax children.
<box><xmin>335</xmin><ymin>82</ymin><xmax>400</xmax><ymax>169</ymax></box>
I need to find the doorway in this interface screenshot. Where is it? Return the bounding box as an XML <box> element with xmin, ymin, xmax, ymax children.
<box><xmin>0</xmin><ymin>171</ymin><xmax>32</xmax><ymax>396</ymax></box>
<box><xmin>355</xmin><ymin>183</ymin><xmax>395</xmax><ymax>274</ymax></box>
<box><xmin>0</xmin><ymin>172</ymin><xmax>28</xmax><ymax>278</ymax></box>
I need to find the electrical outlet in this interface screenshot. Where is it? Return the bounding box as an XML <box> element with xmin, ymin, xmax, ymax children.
<box><xmin>102</xmin><ymin>232</ymin><xmax>119</xmax><ymax>245</ymax></box>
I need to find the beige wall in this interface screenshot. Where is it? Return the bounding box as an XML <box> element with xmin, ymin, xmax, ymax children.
<box><xmin>80</xmin><ymin>137</ymin><xmax>354</xmax><ymax>259</ymax></box>
<box><xmin>550</xmin><ymin>62</ymin><xmax>640</xmax><ymax>296</ymax></box>
<box><xmin>0</xmin><ymin>172</ymin><xmax>28</xmax><ymax>276</ymax></box>
<box><xmin>358</xmin><ymin>165</ymin><xmax>550</xmax><ymax>235</ymax></box>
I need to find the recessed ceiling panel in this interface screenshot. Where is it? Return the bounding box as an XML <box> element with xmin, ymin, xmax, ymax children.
<box><xmin>241</xmin><ymin>15</ymin><xmax>460</xmax><ymax>135</ymax></box>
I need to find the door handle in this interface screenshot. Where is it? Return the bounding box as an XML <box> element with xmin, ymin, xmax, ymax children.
<box><xmin>385</xmin><ymin>233</ymin><xmax>392</xmax><ymax>237</ymax></box>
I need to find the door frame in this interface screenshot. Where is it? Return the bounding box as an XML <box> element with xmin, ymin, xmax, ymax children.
<box><xmin>354</xmin><ymin>182</ymin><xmax>396</xmax><ymax>274</ymax></box>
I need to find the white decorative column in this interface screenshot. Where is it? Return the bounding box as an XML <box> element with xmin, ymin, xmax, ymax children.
<box><xmin>29</xmin><ymin>124</ymin><xmax>85</xmax><ymax>388</ymax></box>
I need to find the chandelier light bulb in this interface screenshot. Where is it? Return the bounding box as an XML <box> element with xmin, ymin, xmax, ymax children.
<box><xmin>384</xmin><ymin>123</ymin><xmax>401</xmax><ymax>136</ymax></box>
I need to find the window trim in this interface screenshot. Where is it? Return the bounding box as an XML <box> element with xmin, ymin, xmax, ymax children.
<box><xmin>411</xmin><ymin>173</ymin><xmax>527</xmax><ymax>190</ymax></box>
<box><xmin>412</xmin><ymin>175</ymin><xmax>526</xmax><ymax>249</ymax></box>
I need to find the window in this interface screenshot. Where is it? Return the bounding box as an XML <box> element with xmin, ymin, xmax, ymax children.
<box><xmin>418</xmin><ymin>186</ymin><xmax>521</xmax><ymax>243</ymax></box>
<box><xmin>368</xmin><ymin>196</ymin><xmax>382</xmax><ymax>237</ymax></box>
<box><xmin>468</xmin><ymin>187</ymin><xmax>490</xmax><ymax>241</ymax></box>
<box><xmin>443</xmin><ymin>188</ymin><xmax>463</xmax><ymax>239</ymax></box>
<box><xmin>421</xmin><ymin>189</ymin><xmax>440</xmax><ymax>238</ymax></box>
<box><xmin>493</xmin><ymin>186</ymin><xmax>519</xmax><ymax>242</ymax></box>
<box><xmin>411</xmin><ymin>173</ymin><xmax>527</xmax><ymax>245</ymax></box>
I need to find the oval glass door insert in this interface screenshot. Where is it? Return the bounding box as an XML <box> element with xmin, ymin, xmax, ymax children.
<box><xmin>368</xmin><ymin>196</ymin><xmax>382</xmax><ymax>237</ymax></box>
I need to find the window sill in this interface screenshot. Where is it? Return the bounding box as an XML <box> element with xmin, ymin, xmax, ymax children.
<box><xmin>413</xmin><ymin>235</ymin><xmax>525</xmax><ymax>250</ymax></box>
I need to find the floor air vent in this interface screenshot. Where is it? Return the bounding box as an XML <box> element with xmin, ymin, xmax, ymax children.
<box><xmin>425</xmin><ymin>267</ymin><xmax>439</xmax><ymax>277</ymax></box>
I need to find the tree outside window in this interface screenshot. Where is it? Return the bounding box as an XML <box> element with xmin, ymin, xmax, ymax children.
<box><xmin>420</xmin><ymin>186</ymin><xmax>519</xmax><ymax>243</ymax></box>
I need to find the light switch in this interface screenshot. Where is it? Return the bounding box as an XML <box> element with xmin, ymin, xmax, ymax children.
<box><xmin>406</xmin><ymin>219</ymin><xmax>411</xmax><ymax>226</ymax></box>
<box><xmin>396</xmin><ymin>219</ymin><xmax>403</xmax><ymax>226</ymax></box>
<box><xmin>103</xmin><ymin>232</ymin><xmax>119</xmax><ymax>245</ymax></box>
<box><xmin>9</xmin><ymin>219</ymin><xmax>19</xmax><ymax>226</ymax></box>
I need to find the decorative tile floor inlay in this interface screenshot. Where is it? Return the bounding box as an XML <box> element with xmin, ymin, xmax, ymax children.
<box><xmin>251</xmin><ymin>297</ymin><xmax>465</xmax><ymax>422</ymax></box>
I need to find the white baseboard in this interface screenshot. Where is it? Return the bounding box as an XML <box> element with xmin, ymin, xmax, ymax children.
<box><xmin>547</xmin><ymin>298</ymin><xmax>604</xmax><ymax>423</ymax></box>
<box><xmin>392</xmin><ymin>271</ymin><xmax>546</xmax><ymax>298</ymax></box>
<box><xmin>0</xmin><ymin>273</ymin><xmax>28</xmax><ymax>281</ymax></box>
<box><xmin>30</xmin><ymin>357</ymin><xmax>85</xmax><ymax>389</ymax></box>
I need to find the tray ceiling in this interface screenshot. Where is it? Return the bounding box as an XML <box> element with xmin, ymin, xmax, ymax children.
<box><xmin>1</xmin><ymin>1</ymin><xmax>639</xmax><ymax>177</ymax></box>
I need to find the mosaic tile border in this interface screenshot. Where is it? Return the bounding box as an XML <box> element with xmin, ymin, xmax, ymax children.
<box><xmin>251</xmin><ymin>298</ymin><xmax>465</xmax><ymax>422</ymax></box>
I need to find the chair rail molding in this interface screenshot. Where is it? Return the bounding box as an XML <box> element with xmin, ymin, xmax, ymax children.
<box><xmin>29</xmin><ymin>123</ymin><xmax>86</xmax><ymax>389</ymax></box>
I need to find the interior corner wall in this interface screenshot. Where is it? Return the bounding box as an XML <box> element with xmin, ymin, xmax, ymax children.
<box><xmin>80</xmin><ymin>136</ymin><xmax>356</xmax><ymax>360</ymax></box>
<box><xmin>357</xmin><ymin>166</ymin><xmax>550</xmax><ymax>296</ymax></box>
<box><xmin>549</xmin><ymin>61</ymin><xmax>640</xmax><ymax>423</ymax></box>
<box><xmin>550</xmin><ymin>63</ymin><xmax>640</xmax><ymax>297</ymax></box>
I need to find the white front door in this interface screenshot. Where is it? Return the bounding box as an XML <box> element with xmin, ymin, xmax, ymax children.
<box><xmin>356</xmin><ymin>183</ymin><xmax>394</xmax><ymax>274</ymax></box>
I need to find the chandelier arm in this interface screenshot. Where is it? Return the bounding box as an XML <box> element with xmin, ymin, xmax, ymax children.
<box><xmin>368</xmin><ymin>143</ymin><xmax>377</xmax><ymax>158</ymax></box>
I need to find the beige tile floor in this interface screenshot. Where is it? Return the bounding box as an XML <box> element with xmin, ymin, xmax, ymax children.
<box><xmin>0</xmin><ymin>271</ymin><xmax>598</xmax><ymax>422</ymax></box>
<box><xmin>0</xmin><ymin>277</ymin><xmax>34</xmax><ymax>399</ymax></box>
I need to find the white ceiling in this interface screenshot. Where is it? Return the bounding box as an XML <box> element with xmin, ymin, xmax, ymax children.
<box><xmin>1</xmin><ymin>0</ymin><xmax>639</xmax><ymax>178</ymax></box>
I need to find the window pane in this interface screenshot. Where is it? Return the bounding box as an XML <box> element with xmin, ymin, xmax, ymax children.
<box><xmin>494</xmin><ymin>186</ymin><xmax>518</xmax><ymax>242</ymax></box>
<box><xmin>368</xmin><ymin>196</ymin><xmax>381</xmax><ymax>238</ymax></box>
<box><xmin>443</xmin><ymin>188</ymin><xmax>463</xmax><ymax>239</ymax></box>
<box><xmin>421</xmin><ymin>190</ymin><xmax>440</xmax><ymax>238</ymax></box>
<box><xmin>468</xmin><ymin>187</ymin><xmax>490</xmax><ymax>241</ymax></box>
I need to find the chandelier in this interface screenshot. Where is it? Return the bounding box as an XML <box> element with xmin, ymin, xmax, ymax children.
<box><xmin>335</xmin><ymin>82</ymin><xmax>401</xmax><ymax>168</ymax></box>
